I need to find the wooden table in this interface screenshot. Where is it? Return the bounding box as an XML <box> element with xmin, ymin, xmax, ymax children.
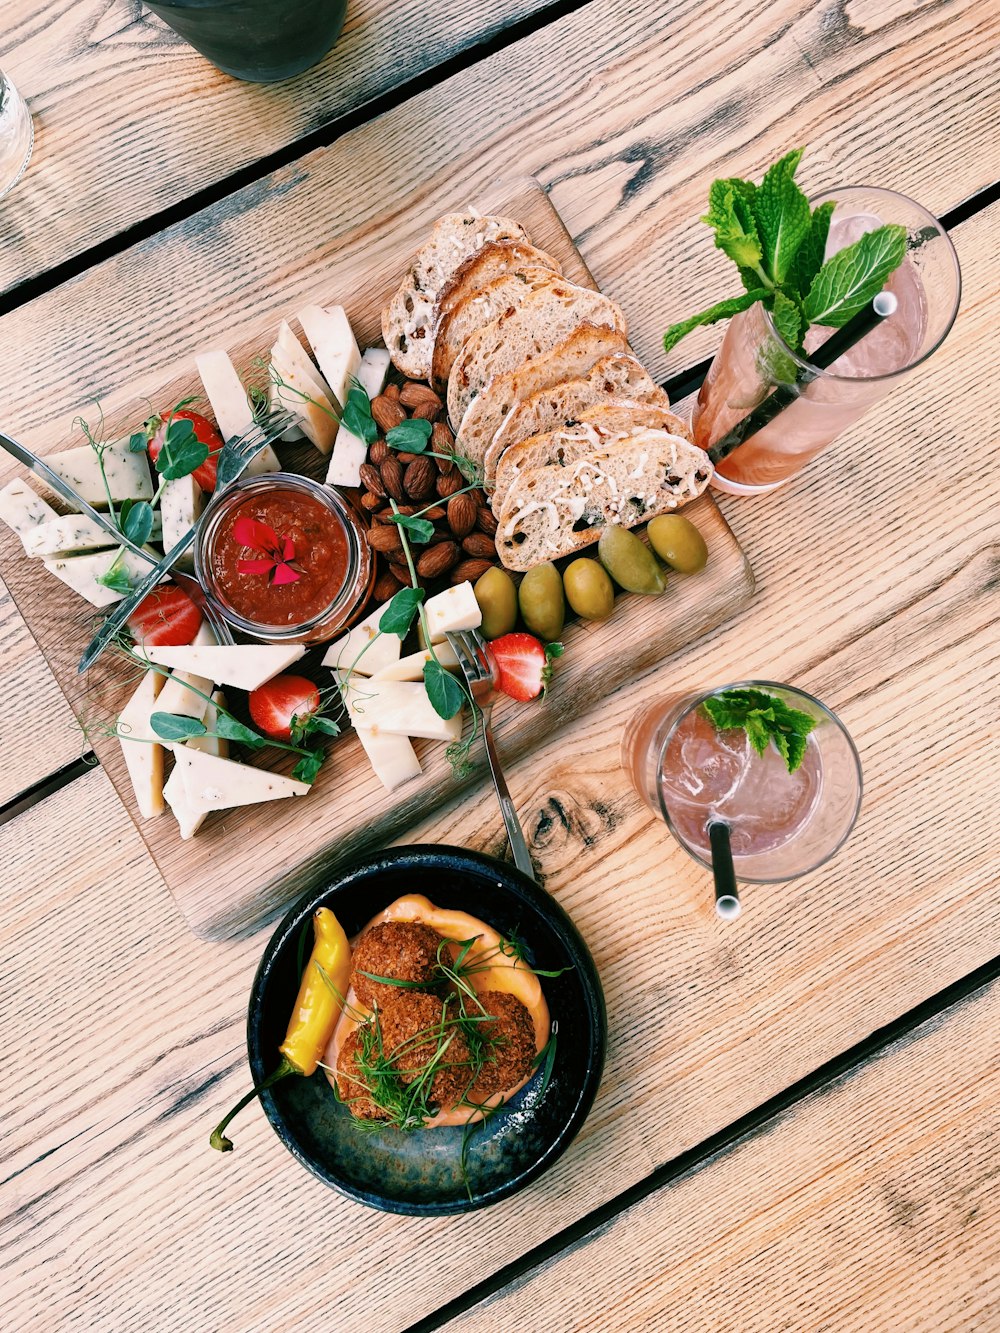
<box><xmin>1</xmin><ymin>1</ymin><xmax>998</xmax><ymax>1328</ymax></box>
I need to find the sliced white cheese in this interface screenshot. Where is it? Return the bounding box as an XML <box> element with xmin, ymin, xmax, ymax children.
<box><xmin>155</xmin><ymin>621</ymin><xmax>218</xmax><ymax>721</ymax></box>
<box><xmin>297</xmin><ymin>305</ymin><xmax>361</xmax><ymax>412</ymax></box>
<box><xmin>0</xmin><ymin>479</ymin><xmax>59</xmax><ymax>552</ymax></box>
<box><xmin>188</xmin><ymin>690</ymin><xmax>229</xmax><ymax>758</ymax></box>
<box><xmin>195</xmin><ymin>348</ymin><xmax>280</xmax><ymax>476</ymax></box>
<box><xmin>371</xmin><ymin>639</ymin><xmax>460</xmax><ymax>682</ymax></box>
<box><xmin>353</xmin><ymin>722</ymin><xmax>422</xmax><ymax>792</ymax></box>
<box><xmin>270</xmin><ymin>322</ymin><xmax>339</xmax><ymax>454</ymax></box>
<box><xmin>115</xmin><ymin>670</ymin><xmax>166</xmax><ymax>819</ymax></box>
<box><xmin>357</xmin><ymin>347</ymin><xmax>391</xmax><ymax>399</ymax></box>
<box><xmin>345</xmin><ymin>678</ymin><xmax>462</xmax><ymax>743</ymax></box>
<box><xmin>170</xmin><ymin>745</ymin><xmax>310</xmax><ymax>813</ymax></box>
<box><xmin>24</xmin><ymin>510</ymin><xmax>161</xmax><ymax>558</ymax></box>
<box><xmin>45</xmin><ymin>439</ymin><xmax>154</xmax><ymax>508</ymax></box>
<box><xmin>321</xmin><ymin>601</ymin><xmax>401</xmax><ymax>676</ymax></box>
<box><xmin>163</xmin><ymin>690</ymin><xmax>229</xmax><ymax>838</ymax></box>
<box><xmin>424</xmin><ymin>582</ymin><xmax>483</xmax><ymax>642</ymax></box>
<box><xmin>136</xmin><ymin>643</ymin><xmax>305</xmax><ymax>692</ymax></box>
<box><xmin>43</xmin><ymin>546</ymin><xmax>158</xmax><ymax>607</ymax></box>
<box><xmin>159</xmin><ymin>475</ymin><xmax>204</xmax><ymax>571</ymax></box>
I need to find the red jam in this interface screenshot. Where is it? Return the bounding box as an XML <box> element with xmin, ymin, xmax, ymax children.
<box><xmin>213</xmin><ymin>488</ymin><xmax>350</xmax><ymax>627</ymax></box>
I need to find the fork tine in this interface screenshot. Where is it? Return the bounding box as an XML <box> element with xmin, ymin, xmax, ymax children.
<box><xmin>458</xmin><ymin>630</ymin><xmax>490</xmax><ymax>679</ymax></box>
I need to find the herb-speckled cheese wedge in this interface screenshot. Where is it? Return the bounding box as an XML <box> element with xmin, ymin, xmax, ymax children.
<box><xmin>43</xmin><ymin>546</ymin><xmax>159</xmax><ymax>607</ymax></box>
<box><xmin>24</xmin><ymin>511</ymin><xmax>162</xmax><ymax>558</ymax></box>
<box><xmin>45</xmin><ymin>439</ymin><xmax>154</xmax><ymax>507</ymax></box>
<box><xmin>159</xmin><ymin>475</ymin><xmax>204</xmax><ymax>571</ymax></box>
<box><xmin>0</xmin><ymin>478</ymin><xmax>59</xmax><ymax>552</ymax></box>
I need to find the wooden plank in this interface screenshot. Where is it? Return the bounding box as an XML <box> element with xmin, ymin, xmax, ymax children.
<box><xmin>1</xmin><ymin>0</ymin><xmax>996</xmax><ymax>438</ymax></box>
<box><xmin>0</xmin><ymin>180</ymin><xmax>752</xmax><ymax>935</ymax></box>
<box><xmin>0</xmin><ymin>0</ymin><xmax>556</xmax><ymax>292</ymax></box>
<box><xmin>440</xmin><ymin>980</ymin><xmax>1000</xmax><ymax>1333</ymax></box>
<box><xmin>0</xmin><ymin>0</ymin><xmax>995</xmax><ymax>807</ymax></box>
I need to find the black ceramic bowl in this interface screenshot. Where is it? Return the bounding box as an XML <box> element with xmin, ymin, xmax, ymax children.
<box><xmin>248</xmin><ymin>845</ymin><xmax>606</xmax><ymax>1214</ymax></box>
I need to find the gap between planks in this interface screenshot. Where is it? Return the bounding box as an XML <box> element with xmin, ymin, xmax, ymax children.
<box><xmin>403</xmin><ymin>956</ymin><xmax>1000</xmax><ymax>1333</ymax></box>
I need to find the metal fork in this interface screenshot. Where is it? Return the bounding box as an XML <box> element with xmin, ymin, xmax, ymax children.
<box><xmin>77</xmin><ymin>409</ymin><xmax>292</xmax><ymax>673</ymax></box>
<box><xmin>446</xmin><ymin>628</ymin><xmax>535</xmax><ymax>880</ymax></box>
<box><xmin>0</xmin><ymin>426</ymin><xmax>235</xmax><ymax>649</ymax></box>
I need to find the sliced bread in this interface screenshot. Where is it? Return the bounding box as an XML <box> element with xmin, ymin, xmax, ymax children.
<box><xmin>430</xmin><ymin>266</ymin><xmax>558</xmax><ymax>391</ymax></box>
<box><xmin>484</xmin><ymin>355</ymin><xmax>670</xmax><ymax>485</ymax></box>
<box><xmin>455</xmin><ymin>323</ymin><xmax>630</xmax><ymax>473</ymax></box>
<box><xmin>491</xmin><ymin>404</ymin><xmax>694</xmax><ymax>506</ymax></box>
<box><xmin>494</xmin><ymin>429</ymin><xmax>713</xmax><ymax>571</ymax></box>
<box><xmin>435</xmin><ymin>240</ymin><xmax>562</xmax><ymax>326</ymax></box>
<box><xmin>447</xmin><ymin>282</ymin><xmax>627</xmax><ymax>428</ymax></box>
<box><xmin>381</xmin><ymin>213</ymin><xmax>529</xmax><ymax>378</ymax></box>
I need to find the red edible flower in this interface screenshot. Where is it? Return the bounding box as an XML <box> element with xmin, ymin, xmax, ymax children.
<box><xmin>233</xmin><ymin>515</ymin><xmax>302</xmax><ymax>585</ymax></box>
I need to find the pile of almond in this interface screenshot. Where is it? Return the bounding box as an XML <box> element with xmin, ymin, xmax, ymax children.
<box><xmin>358</xmin><ymin>379</ymin><xmax>498</xmax><ymax>598</ymax></box>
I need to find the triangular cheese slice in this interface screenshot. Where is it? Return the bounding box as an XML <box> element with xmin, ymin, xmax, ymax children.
<box><xmin>271</xmin><ymin>322</ymin><xmax>338</xmax><ymax>453</ymax></box>
<box><xmin>195</xmin><ymin>348</ymin><xmax>280</xmax><ymax>475</ymax></box>
<box><xmin>322</xmin><ymin>600</ymin><xmax>401</xmax><ymax>677</ymax></box>
<box><xmin>170</xmin><ymin>746</ymin><xmax>310</xmax><ymax>812</ymax></box>
<box><xmin>297</xmin><ymin>305</ymin><xmax>361</xmax><ymax>412</ymax></box>
<box><xmin>136</xmin><ymin>643</ymin><xmax>305</xmax><ymax>692</ymax></box>
<box><xmin>116</xmin><ymin>670</ymin><xmax>165</xmax><ymax>819</ymax></box>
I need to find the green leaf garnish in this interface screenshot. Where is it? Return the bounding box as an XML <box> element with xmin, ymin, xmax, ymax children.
<box><xmin>154</xmin><ymin>416</ymin><xmax>209</xmax><ymax>481</ymax></box>
<box><xmin>801</xmin><ymin>223</ymin><xmax>908</xmax><ymax>328</ymax></box>
<box><xmin>391</xmin><ymin>514</ymin><xmax>435</xmax><ymax>544</ymax></box>
<box><xmin>663</xmin><ymin>147</ymin><xmax>907</xmax><ymax>360</ymax></box>
<box><xmin>386</xmin><ymin>418</ymin><xmax>433</xmax><ymax>452</ymax></box>
<box><xmin>290</xmin><ymin>712</ymin><xmax>340</xmax><ymax>745</ymax></box>
<box><xmin>701</xmin><ymin>687</ymin><xmax>817</xmax><ymax>773</ymax></box>
<box><xmin>341</xmin><ymin>384</ymin><xmax>377</xmax><ymax>444</ymax></box>
<box><xmin>424</xmin><ymin>658</ymin><xmax>465</xmax><ymax>720</ymax></box>
<box><xmin>128</xmin><ymin>431</ymin><xmax>149</xmax><ymax>454</ymax></box>
<box><xmin>150</xmin><ymin>712</ymin><xmax>207</xmax><ymax>742</ymax></box>
<box><xmin>291</xmin><ymin>749</ymin><xmax>325</xmax><ymax>784</ymax></box>
<box><xmin>120</xmin><ymin>499</ymin><xmax>154</xmax><ymax>546</ymax></box>
<box><xmin>379</xmin><ymin>586</ymin><xmax>425</xmax><ymax>638</ymax></box>
<box><xmin>214</xmin><ymin>713</ymin><xmax>267</xmax><ymax>748</ymax></box>
<box><xmin>96</xmin><ymin>552</ymin><xmax>132</xmax><ymax>595</ymax></box>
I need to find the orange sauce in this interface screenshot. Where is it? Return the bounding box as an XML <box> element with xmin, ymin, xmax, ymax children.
<box><xmin>324</xmin><ymin>894</ymin><xmax>551</xmax><ymax>1128</ymax></box>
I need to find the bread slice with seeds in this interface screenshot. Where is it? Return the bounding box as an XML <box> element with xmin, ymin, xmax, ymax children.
<box><xmin>430</xmin><ymin>266</ymin><xmax>559</xmax><ymax>391</ymax></box>
<box><xmin>494</xmin><ymin>428</ymin><xmax>713</xmax><ymax>571</ymax></box>
<box><xmin>381</xmin><ymin>213</ymin><xmax>529</xmax><ymax>379</ymax></box>
<box><xmin>435</xmin><ymin>239</ymin><xmax>562</xmax><ymax>328</ymax></box>
<box><xmin>484</xmin><ymin>356</ymin><xmax>671</xmax><ymax>486</ymax></box>
<box><xmin>447</xmin><ymin>283</ymin><xmax>627</xmax><ymax>428</ymax></box>
<box><xmin>491</xmin><ymin>403</ymin><xmax>694</xmax><ymax>506</ymax></box>
<box><xmin>455</xmin><ymin>324</ymin><xmax>629</xmax><ymax>475</ymax></box>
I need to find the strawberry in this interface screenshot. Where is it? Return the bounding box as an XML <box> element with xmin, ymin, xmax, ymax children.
<box><xmin>147</xmin><ymin>409</ymin><xmax>223</xmax><ymax>492</ymax></box>
<box><xmin>249</xmin><ymin>675</ymin><xmax>322</xmax><ymax>743</ymax></box>
<box><xmin>127</xmin><ymin>584</ymin><xmax>203</xmax><ymax>648</ymax></box>
<box><xmin>489</xmin><ymin>633</ymin><xmax>564</xmax><ymax>702</ymax></box>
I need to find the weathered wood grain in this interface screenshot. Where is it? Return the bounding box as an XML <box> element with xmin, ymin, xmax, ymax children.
<box><xmin>0</xmin><ymin>180</ymin><xmax>752</xmax><ymax>936</ymax></box>
<box><xmin>1</xmin><ymin>0</ymin><xmax>996</xmax><ymax>805</ymax></box>
<box><xmin>1</xmin><ymin>209</ymin><xmax>997</xmax><ymax>1325</ymax></box>
<box><xmin>0</xmin><ymin>0</ymin><xmax>556</xmax><ymax>292</ymax></box>
<box><xmin>441</xmin><ymin>980</ymin><xmax>1000</xmax><ymax>1333</ymax></box>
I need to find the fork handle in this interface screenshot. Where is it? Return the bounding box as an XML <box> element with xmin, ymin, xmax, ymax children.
<box><xmin>480</xmin><ymin>707</ymin><xmax>535</xmax><ymax>880</ymax></box>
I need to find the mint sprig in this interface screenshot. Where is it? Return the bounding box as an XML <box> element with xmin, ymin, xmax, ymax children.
<box><xmin>663</xmin><ymin>147</ymin><xmax>907</xmax><ymax>365</ymax></box>
<box><xmin>701</xmin><ymin>687</ymin><xmax>816</xmax><ymax>774</ymax></box>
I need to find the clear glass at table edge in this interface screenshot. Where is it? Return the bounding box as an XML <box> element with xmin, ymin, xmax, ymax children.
<box><xmin>621</xmin><ymin>682</ymin><xmax>863</xmax><ymax>883</ymax></box>
<box><xmin>0</xmin><ymin>70</ymin><xmax>33</xmax><ymax>199</ymax></box>
<box><xmin>694</xmin><ymin>187</ymin><xmax>962</xmax><ymax>495</ymax></box>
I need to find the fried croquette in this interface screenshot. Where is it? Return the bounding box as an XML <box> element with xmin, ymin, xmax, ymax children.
<box><xmin>466</xmin><ymin>990</ymin><xmax>538</xmax><ymax>1103</ymax></box>
<box><xmin>378</xmin><ymin>992</ymin><xmax>473</xmax><ymax>1113</ymax></box>
<box><xmin>350</xmin><ymin>919</ymin><xmax>444</xmax><ymax>1009</ymax></box>
<box><xmin>335</xmin><ymin>1027</ymin><xmax>391</xmax><ymax>1122</ymax></box>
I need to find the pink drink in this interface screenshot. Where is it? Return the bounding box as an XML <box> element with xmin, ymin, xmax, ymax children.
<box><xmin>693</xmin><ymin>188</ymin><xmax>960</xmax><ymax>494</ymax></box>
<box><xmin>659</xmin><ymin>707</ymin><xmax>822</xmax><ymax>859</ymax></box>
<box><xmin>622</xmin><ymin>683</ymin><xmax>862</xmax><ymax>883</ymax></box>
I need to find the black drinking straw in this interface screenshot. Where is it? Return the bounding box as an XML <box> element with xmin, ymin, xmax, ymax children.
<box><xmin>708</xmin><ymin>291</ymin><xmax>898</xmax><ymax>466</ymax></box>
<box><xmin>708</xmin><ymin>820</ymin><xmax>741</xmax><ymax>920</ymax></box>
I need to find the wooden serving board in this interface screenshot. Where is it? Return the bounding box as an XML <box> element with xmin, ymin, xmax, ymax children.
<box><xmin>0</xmin><ymin>178</ymin><xmax>753</xmax><ymax>940</ymax></box>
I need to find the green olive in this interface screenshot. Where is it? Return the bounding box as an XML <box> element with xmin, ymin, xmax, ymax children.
<box><xmin>518</xmin><ymin>561</ymin><xmax>565</xmax><ymax>642</ymax></box>
<box><xmin>646</xmin><ymin>515</ymin><xmax>709</xmax><ymax>574</ymax></box>
<box><xmin>474</xmin><ymin>566</ymin><xmax>519</xmax><ymax>640</ymax></box>
<box><xmin>563</xmin><ymin>558</ymin><xmax>615</xmax><ymax>621</ymax></box>
<box><xmin>597</xmin><ymin>525</ymin><xmax>665</xmax><ymax>595</ymax></box>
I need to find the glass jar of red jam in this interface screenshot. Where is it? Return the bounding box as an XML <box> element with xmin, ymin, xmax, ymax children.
<box><xmin>195</xmin><ymin>473</ymin><xmax>373</xmax><ymax>643</ymax></box>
